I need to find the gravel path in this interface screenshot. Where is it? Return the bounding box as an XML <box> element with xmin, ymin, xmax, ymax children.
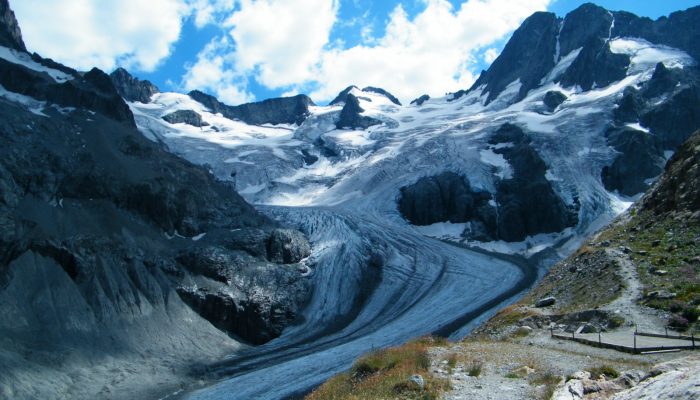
<box><xmin>601</xmin><ymin>248</ymin><xmax>668</xmax><ymax>333</ymax></box>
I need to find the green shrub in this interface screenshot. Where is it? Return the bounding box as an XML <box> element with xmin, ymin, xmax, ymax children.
<box><xmin>587</xmin><ymin>365</ymin><xmax>620</xmax><ymax>380</ymax></box>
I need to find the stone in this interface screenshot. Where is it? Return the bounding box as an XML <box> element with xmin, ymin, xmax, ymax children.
<box><xmin>409</xmin><ymin>374</ymin><xmax>425</xmax><ymax>389</ymax></box>
<box><xmin>397</xmin><ymin>171</ymin><xmax>496</xmax><ymax>240</ymax></box>
<box><xmin>646</xmin><ymin>290</ymin><xmax>677</xmax><ymax>300</ymax></box>
<box><xmin>535</xmin><ymin>297</ymin><xmax>556</xmax><ymax>307</ymax></box>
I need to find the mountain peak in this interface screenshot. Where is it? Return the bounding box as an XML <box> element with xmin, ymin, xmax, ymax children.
<box><xmin>109</xmin><ymin>67</ymin><xmax>160</xmax><ymax>104</ymax></box>
<box><xmin>0</xmin><ymin>0</ymin><xmax>26</xmax><ymax>52</ymax></box>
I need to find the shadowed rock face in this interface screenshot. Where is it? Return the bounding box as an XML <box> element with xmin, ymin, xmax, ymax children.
<box><xmin>398</xmin><ymin>125</ymin><xmax>578</xmax><ymax>242</ymax></box>
<box><xmin>543</xmin><ymin>91</ymin><xmax>567</xmax><ymax>111</ymax></box>
<box><xmin>109</xmin><ymin>67</ymin><xmax>160</xmax><ymax>103</ymax></box>
<box><xmin>641</xmin><ymin>130</ymin><xmax>700</xmax><ymax>216</ymax></box>
<box><xmin>162</xmin><ymin>109</ymin><xmax>209</xmax><ymax>128</ymax></box>
<box><xmin>398</xmin><ymin>172</ymin><xmax>496</xmax><ymax>240</ymax></box>
<box><xmin>490</xmin><ymin>124</ymin><xmax>578</xmax><ymax>242</ymax></box>
<box><xmin>468</xmin><ymin>11</ymin><xmax>559</xmax><ymax>104</ymax></box>
<box><xmin>410</xmin><ymin>94</ymin><xmax>430</xmax><ymax>106</ymax></box>
<box><xmin>189</xmin><ymin>90</ymin><xmax>315</xmax><ymax>126</ymax></box>
<box><xmin>0</xmin><ymin>0</ymin><xmax>25</xmax><ymax>51</ymax></box>
<box><xmin>336</xmin><ymin>94</ymin><xmax>382</xmax><ymax>130</ymax></box>
<box><xmin>464</xmin><ymin>3</ymin><xmax>700</xmax><ymax>104</ymax></box>
<box><xmin>601</xmin><ymin>127</ymin><xmax>664</xmax><ymax>196</ymax></box>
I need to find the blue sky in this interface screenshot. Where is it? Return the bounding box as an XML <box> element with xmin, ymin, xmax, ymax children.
<box><xmin>11</xmin><ymin>0</ymin><xmax>700</xmax><ymax>105</ymax></box>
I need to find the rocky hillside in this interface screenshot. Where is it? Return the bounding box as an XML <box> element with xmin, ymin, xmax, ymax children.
<box><xmin>0</xmin><ymin>1</ymin><xmax>312</xmax><ymax>398</ymax></box>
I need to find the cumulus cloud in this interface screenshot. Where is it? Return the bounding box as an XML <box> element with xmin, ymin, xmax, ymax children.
<box><xmin>483</xmin><ymin>47</ymin><xmax>501</xmax><ymax>64</ymax></box>
<box><xmin>183</xmin><ymin>0</ymin><xmax>550</xmax><ymax>104</ymax></box>
<box><xmin>181</xmin><ymin>36</ymin><xmax>255</xmax><ymax>104</ymax></box>
<box><xmin>12</xmin><ymin>0</ymin><xmax>191</xmax><ymax>72</ymax></box>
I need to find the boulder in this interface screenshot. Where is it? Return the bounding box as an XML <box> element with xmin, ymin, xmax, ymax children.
<box><xmin>535</xmin><ymin>296</ymin><xmax>557</xmax><ymax>307</ymax></box>
<box><xmin>408</xmin><ymin>374</ymin><xmax>425</xmax><ymax>389</ymax></box>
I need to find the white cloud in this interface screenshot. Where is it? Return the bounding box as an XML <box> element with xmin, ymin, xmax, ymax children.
<box><xmin>223</xmin><ymin>0</ymin><xmax>339</xmax><ymax>88</ymax></box>
<box><xmin>189</xmin><ymin>0</ymin><xmax>236</xmax><ymax>28</ymax></box>
<box><xmin>309</xmin><ymin>0</ymin><xmax>552</xmax><ymax>102</ymax></box>
<box><xmin>181</xmin><ymin>36</ymin><xmax>255</xmax><ymax>104</ymax></box>
<box><xmin>183</xmin><ymin>0</ymin><xmax>550</xmax><ymax>105</ymax></box>
<box><xmin>483</xmin><ymin>47</ymin><xmax>501</xmax><ymax>64</ymax></box>
<box><xmin>12</xmin><ymin>0</ymin><xmax>191</xmax><ymax>72</ymax></box>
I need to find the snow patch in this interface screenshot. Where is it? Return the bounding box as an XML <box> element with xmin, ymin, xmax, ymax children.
<box><xmin>0</xmin><ymin>46</ymin><xmax>73</xmax><ymax>83</ymax></box>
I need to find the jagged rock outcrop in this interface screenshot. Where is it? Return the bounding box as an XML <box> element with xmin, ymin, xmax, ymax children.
<box><xmin>558</xmin><ymin>37</ymin><xmax>630</xmax><ymax>91</ymax></box>
<box><xmin>109</xmin><ymin>67</ymin><xmax>160</xmax><ymax>103</ymax></box>
<box><xmin>362</xmin><ymin>86</ymin><xmax>401</xmax><ymax>105</ymax></box>
<box><xmin>601</xmin><ymin>126</ymin><xmax>664</xmax><ymax>196</ymax></box>
<box><xmin>188</xmin><ymin>90</ymin><xmax>314</xmax><ymax>125</ymax></box>
<box><xmin>329</xmin><ymin>85</ymin><xmax>401</xmax><ymax>106</ymax></box>
<box><xmin>543</xmin><ymin>91</ymin><xmax>567</xmax><ymax>111</ymax></box>
<box><xmin>0</xmin><ymin>58</ymin><xmax>134</xmax><ymax>126</ymax></box>
<box><xmin>410</xmin><ymin>94</ymin><xmax>430</xmax><ymax>106</ymax></box>
<box><xmin>0</xmin><ymin>0</ymin><xmax>25</xmax><ymax>51</ymax></box>
<box><xmin>336</xmin><ymin>93</ymin><xmax>382</xmax><ymax>130</ymax></box>
<box><xmin>641</xmin><ymin>130</ymin><xmax>700</xmax><ymax>216</ymax></box>
<box><xmin>329</xmin><ymin>85</ymin><xmax>358</xmax><ymax>105</ymax></box>
<box><xmin>490</xmin><ymin>124</ymin><xmax>578</xmax><ymax>241</ymax></box>
<box><xmin>398</xmin><ymin>172</ymin><xmax>496</xmax><ymax>240</ymax></box>
<box><xmin>398</xmin><ymin>126</ymin><xmax>578</xmax><ymax>243</ymax></box>
<box><xmin>469</xmin><ymin>11</ymin><xmax>559</xmax><ymax>104</ymax></box>
<box><xmin>464</xmin><ymin>3</ymin><xmax>700</xmax><ymax>105</ymax></box>
<box><xmin>162</xmin><ymin>109</ymin><xmax>208</xmax><ymax>127</ymax></box>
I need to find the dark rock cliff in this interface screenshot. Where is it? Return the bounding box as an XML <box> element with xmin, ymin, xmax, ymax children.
<box><xmin>0</xmin><ymin>0</ymin><xmax>24</xmax><ymax>51</ymax></box>
<box><xmin>109</xmin><ymin>67</ymin><xmax>160</xmax><ymax>103</ymax></box>
<box><xmin>189</xmin><ymin>90</ymin><xmax>315</xmax><ymax>126</ymax></box>
<box><xmin>336</xmin><ymin>93</ymin><xmax>382</xmax><ymax>130</ymax></box>
<box><xmin>398</xmin><ymin>125</ymin><xmax>578</xmax><ymax>242</ymax></box>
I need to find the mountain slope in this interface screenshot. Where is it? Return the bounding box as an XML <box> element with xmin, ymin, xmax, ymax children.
<box><xmin>0</xmin><ymin>2</ymin><xmax>313</xmax><ymax>399</ymax></box>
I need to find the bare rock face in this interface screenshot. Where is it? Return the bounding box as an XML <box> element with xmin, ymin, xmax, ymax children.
<box><xmin>162</xmin><ymin>109</ymin><xmax>209</xmax><ymax>127</ymax></box>
<box><xmin>0</xmin><ymin>0</ymin><xmax>25</xmax><ymax>51</ymax></box>
<box><xmin>109</xmin><ymin>67</ymin><xmax>160</xmax><ymax>104</ymax></box>
<box><xmin>398</xmin><ymin>125</ymin><xmax>578</xmax><ymax>242</ymax></box>
<box><xmin>601</xmin><ymin>126</ymin><xmax>664</xmax><ymax>196</ymax></box>
<box><xmin>641</xmin><ymin>130</ymin><xmax>700</xmax><ymax>216</ymax></box>
<box><xmin>336</xmin><ymin>94</ymin><xmax>382</xmax><ymax>130</ymax></box>
<box><xmin>489</xmin><ymin>124</ymin><xmax>578</xmax><ymax>242</ymax></box>
<box><xmin>188</xmin><ymin>90</ymin><xmax>315</xmax><ymax>126</ymax></box>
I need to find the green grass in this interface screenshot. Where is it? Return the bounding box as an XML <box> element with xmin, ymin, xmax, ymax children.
<box><xmin>306</xmin><ymin>338</ymin><xmax>450</xmax><ymax>400</ymax></box>
<box><xmin>587</xmin><ymin>365</ymin><xmax>620</xmax><ymax>380</ymax></box>
<box><xmin>529</xmin><ymin>372</ymin><xmax>561</xmax><ymax>400</ymax></box>
<box><xmin>467</xmin><ymin>362</ymin><xmax>482</xmax><ymax>377</ymax></box>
